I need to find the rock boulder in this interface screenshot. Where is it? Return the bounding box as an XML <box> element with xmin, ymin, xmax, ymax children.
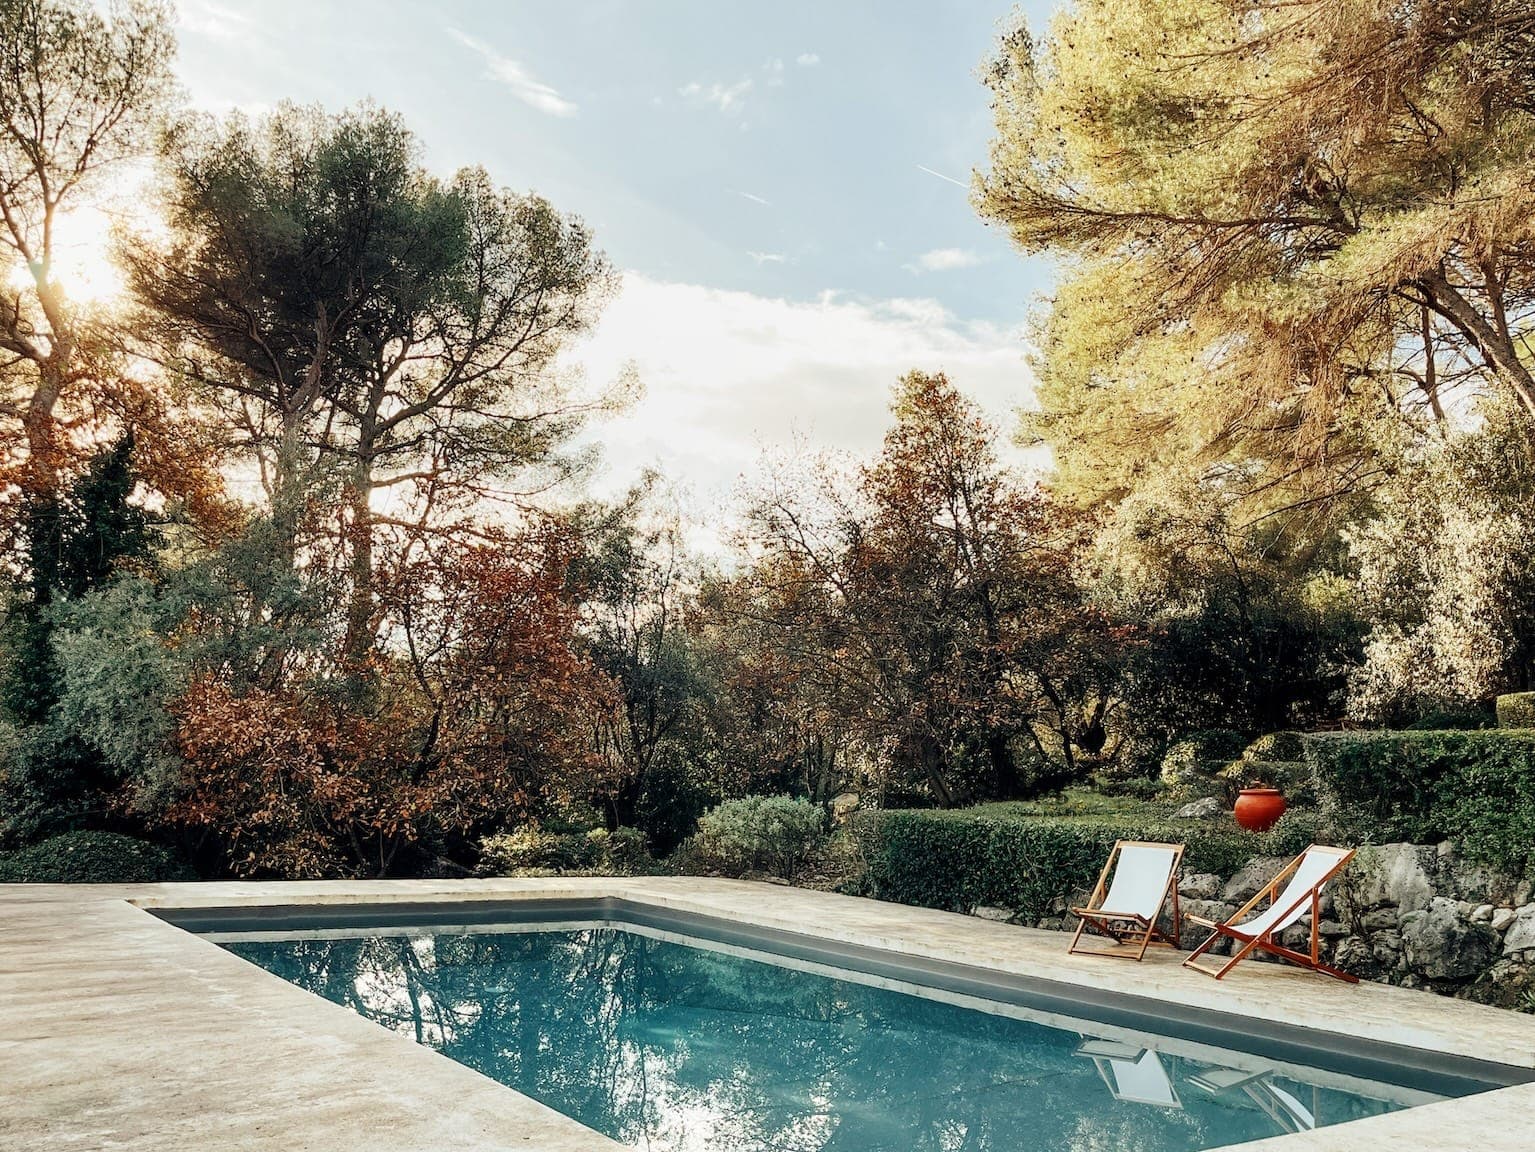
<box><xmin>1338</xmin><ymin>843</ymin><xmax>1435</xmax><ymax>920</ymax></box>
<box><xmin>1401</xmin><ymin>897</ymin><xmax>1499</xmax><ymax>980</ymax></box>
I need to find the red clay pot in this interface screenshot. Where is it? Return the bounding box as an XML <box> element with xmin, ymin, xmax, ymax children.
<box><xmin>1233</xmin><ymin>786</ymin><xmax>1287</xmax><ymax>833</ymax></box>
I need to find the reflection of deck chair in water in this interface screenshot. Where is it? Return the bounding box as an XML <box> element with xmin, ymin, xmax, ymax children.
<box><xmin>1069</xmin><ymin>841</ymin><xmax>1184</xmax><ymax>961</ymax></box>
<box><xmin>1183</xmin><ymin>845</ymin><xmax>1357</xmax><ymax>982</ymax></box>
<box><xmin>1074</xmin><ymin>1039</ymin><xmax>1182</xmax><ymax>1108</ymax></box>
<box><xmin>1188</xmin><ymin>1066</ymin><xmax>1317</xmax><ymax>1134</ymax></box>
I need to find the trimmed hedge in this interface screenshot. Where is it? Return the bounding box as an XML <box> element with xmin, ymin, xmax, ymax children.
<box><xmin>1406</xmin><ymin>708</ymin><xmax>1494</xmax><ymax>731</ymax></box>
<box><xmin>1497</xmin><ymin>693</ymin><xmax>1535</xmax><ymax>730</ymax></box>
<box><xmin>855</xmin><ymin>806</ymin><xmax>1317</xmax><ymax>921</ymax></box>
<box><xmin>0</xmin><ymin>831</ymin><xmax>194</xmax><ymax>884</ymax></box>
<box><xmin>1304</xmin><ymin>730</ymin><xmax>1535</xmax><ymax>876</ymax></box>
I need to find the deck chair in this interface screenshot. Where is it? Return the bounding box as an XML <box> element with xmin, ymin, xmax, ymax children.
<box><xmin>1069</xmin><ymin>840</ymin><xmax>1184</xmax><ymax>961</ymax></box>
<box><xmin>1182</xmin><ymin>845</ymin><xmax>1356</xmax><ymax>982</ymax></box>
<box><xmin>1075</xmin><ymin>1039</ymin><xmax>1182</xmax><ymax>1108</ymax></box>
<box><xmin>1189</xmin><ymin>1066</ymin><xmax>1317</xmax><ymax>1134</ymax></box>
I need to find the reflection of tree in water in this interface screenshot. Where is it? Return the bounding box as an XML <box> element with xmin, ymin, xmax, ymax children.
<box><xmin>228</xmin><ymin>930</ymin><xmax>1402</xmax><ymax>1152</ymax></box>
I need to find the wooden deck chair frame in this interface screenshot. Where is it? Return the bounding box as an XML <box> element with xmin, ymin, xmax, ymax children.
<box><xmin>1182</xmin><ymin>845</ymin><xmax>1357</xmax><ymax>982</ymax></box>
<box><xmin>1069</xmin><ymin>840</ymin><xmax>1184</xmax><ymax>962</ymax></box>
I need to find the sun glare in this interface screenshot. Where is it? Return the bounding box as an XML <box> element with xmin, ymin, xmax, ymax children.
<box><xmin>5</xmin><ymin>204</ymin><xmax>130</xmax><ymax>309</ymax></box>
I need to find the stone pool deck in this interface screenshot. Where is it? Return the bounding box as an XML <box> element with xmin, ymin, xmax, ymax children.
<box><xmin>3</xmin><ymin>876</ymin><xmax>1534</xmax><ymax>1151</ymax></box>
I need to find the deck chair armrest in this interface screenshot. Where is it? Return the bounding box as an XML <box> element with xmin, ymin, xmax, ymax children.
<box><xmin>1183</xmin><ymin>913</ymin><xmax>1221</xmax><ymax>929</ymax></box>
<box><xmin>1073</xmin><ymin>908</ymin><xmax>1151</xmax><ymax>925</ymax></box>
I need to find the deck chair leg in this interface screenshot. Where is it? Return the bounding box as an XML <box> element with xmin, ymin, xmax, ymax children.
<box><xmin>1069</xmin><ymin>914</ymin><xmax>1090</xmax><ymax>955</ymax></box>
<box><xmin>1212</xmin><ymin>934</ymin><xmax>1264</xmax><ymax>979</ymax></box>
<box><xmin>1182</xmin><ymin>928</ymin><xmax>1221</xmax><ymax>969</ymax></box>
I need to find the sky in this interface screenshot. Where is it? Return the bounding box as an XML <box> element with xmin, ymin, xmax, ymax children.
<box><xmin>171</xmin><ymin>0</ymin><xmax>1062</xmax><ymax>520</ymax></box>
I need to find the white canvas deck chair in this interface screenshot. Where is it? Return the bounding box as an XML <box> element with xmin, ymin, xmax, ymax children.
<box><xmin>1075</xmin><ymin>1038</ymin><xmax>1182</xmax><ymax>1108</ymax></box>
<box><xmin>1183</xmin><ymin>845</ymin><xmax>1357</xmax><ymax>982</ymax></box>
<box><xmin>1188</xmin><ymin>1066</ymin><xmax>1317</xmax><ymax>1134</ymax></box>
<box><xmin>1069</xmin><ymin>840</ymin><xmax>1184</xmax><ymax>961</ymax></box>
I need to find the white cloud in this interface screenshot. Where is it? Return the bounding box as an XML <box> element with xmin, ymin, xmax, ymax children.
<box><xmin>448</xmin><ymin>29</ymin><xmax>578</xmax><ymax>118</ymax></box>
<box><xmin>747</xmin><ymin>251</ymin><xmax>787</xmax><ymax>265</ymax></box>
<box><xmin>732</xmin><ymin>189</ymin><xmax>770</xmax><ymax>206</ymax></box>
<box><xmin>566</xmin><ymin>275</ymin><xmax>1038</xmax><ymax>523</ymax></box>
<box><xmin>177</xmin><ymin>0</ymin><xmax>253</xmax><ymax>39</ymax></box>
<box><xmin>764</xmin><ymin>57</ymin><xmax>785</xmax><ymax>86</ymax></box>
<box><xmin>796</xmin><ymin>53</ymin><xmax>821</xmax><ymax>66</ymax></box>
<box><xmin>678</xmin><ymin>77</ymin><xmax>752</xmax><ymax>115</ymax></box>
<box><xmin>911</xmin><ymin>247</ymin><xmax>985</xmax><ymax>272</ymax></box>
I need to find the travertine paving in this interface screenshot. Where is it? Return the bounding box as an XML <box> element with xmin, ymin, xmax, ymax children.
<box><xmin>3</xmin><ymin>876</ymin><xmax>1533</xmax><ymax>1150</ymax></box>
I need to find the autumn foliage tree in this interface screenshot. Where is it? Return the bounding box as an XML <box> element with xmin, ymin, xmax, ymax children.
<box><xmin>739</xmin><ymin>372</ymin><xmax>1115</xmax><ymax>805</ymax></box>
<box><xmin>165</xmin><ymin>523</ymin><xmax>612</xmax><ymax>877</ymax></box>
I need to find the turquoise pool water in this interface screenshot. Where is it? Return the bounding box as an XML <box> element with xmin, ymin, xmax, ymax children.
<box><xmin>227</xmin><ymin>926</ymin><xmax>1415</xmax><ymax>1151</ymax></box>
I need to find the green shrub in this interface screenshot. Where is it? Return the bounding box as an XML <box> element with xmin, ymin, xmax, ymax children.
<box><xmin>1497</xmin><ymin>693</ymin><xmax>1535</xmax><ymax>730</ymax></box>
<box><xmin>855</xmin><ymin>806</ymin><xmax>1318</xmax><ymax>921</ymax></box>
<box><xmin>1406</xmin><ymin>708</ymin><xmax>1494</xmax><ymax>731</ymax></box>
<box><xmin>477</xmin><ymin>824</ymin><xmax>605</xmax><ymax>874</ymax></box>
<box><xmin>1159</xmin><ymin>729</ymin><xmax>1247</xmax><ymax>789</ymax></box>
<box><xmin>692</xmin><ymin>795</ymin><xmax>827</xmax><ymax>879</ymax></box>
<box><xmin>0</xmin><ymin>830</ymin><xmax>193</xmax><ymax>884</ymax></box>
<box><xmin>1243</xmin><ymin>731</ymin><xmax>1304</xmax><ymax>762</ymax></box>
<box><xmin>606</xmin><ymin>826</ymin><xmax>652</xmax><ymax>874</ymax></box>
<box><xmin>1304</xmin><ymin>730</ymin><xmax>1535</xmax><ymax>876</ymax></box>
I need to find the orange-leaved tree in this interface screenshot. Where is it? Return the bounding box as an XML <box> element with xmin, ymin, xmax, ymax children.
<box><xmin>164</xmin><ymin>521</ymin><xmax>613</xmax><ymax>877</ymax></box>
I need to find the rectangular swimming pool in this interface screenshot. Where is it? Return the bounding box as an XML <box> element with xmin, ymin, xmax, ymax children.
<box><xmin>168</xmin><ymin>899</ymin><xmax>1516</xmax><ymax>1152</ymax></box>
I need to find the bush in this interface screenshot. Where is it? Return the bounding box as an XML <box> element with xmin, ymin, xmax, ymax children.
<box><xmin>1243</xmin><ymin>731</ymin><xmax>1304</xmax><ymax>762</ymax></box>
<box><xmin>691</xmin><ymin>795</ymin><xmax>827</xmax><ymax>879</ymax></box>
<box><xmin>1304</xmin><ymin>730</ymin><xmax>1535</xmax><ymax>876</ymax></box>
<box><xmin>855</xmin><ymin>806</ymin><xmax>1318</xmax><ymax>921</ymax></box>
<box><xmin>0</xmin><ymin>830</ymin><xmax>193</xmax><ymax>884</ymax></box>
<box><xmin>1497</xmin><ymin>693</ymin><xmax>1535</xmax><ymax>730</ymax></box>
<box><xmin>477</xmin><ymin>824</ymin><xmax>605</xmax><ymax>874</ymax></box>
<box><xmin>1159</xmin><ymin>729</ymin><xmax>1247</xmax><ymax>790</ymax></box>
<box><xmin>605</xmin><ymin>826</ymin><xmax>652</xmax><ymax>873</ymax></box>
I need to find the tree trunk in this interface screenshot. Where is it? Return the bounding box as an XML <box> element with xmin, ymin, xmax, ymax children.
<box><xmin>342</xmin><ymin>454</ymin><xmax>375</xmax><ymax>669</ymax></box>
<box><xmin>986</xmin><ymin>731</ymin><xmax>1022</xmax><ymax>798</ymax></box>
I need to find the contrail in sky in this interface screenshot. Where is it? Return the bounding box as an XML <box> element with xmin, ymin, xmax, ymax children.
<box><xmin>917</xmin><ymin>164</ymin><xmax>969</xmax><ymax>188</ymax></box>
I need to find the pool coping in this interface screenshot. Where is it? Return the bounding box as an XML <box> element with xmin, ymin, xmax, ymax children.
<box><xmin>5</xmin><ymin>876</ymin><xmax>1535</xmax><ymax>1151</ymax></box>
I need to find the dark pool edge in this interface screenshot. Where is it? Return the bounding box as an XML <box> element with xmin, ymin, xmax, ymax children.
<box><xmin>151</xmin><ymin>896</ymin><xmax>1531</xmax><ymax>1098</ymax></box>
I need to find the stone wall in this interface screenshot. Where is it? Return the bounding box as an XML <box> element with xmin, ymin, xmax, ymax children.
<box><xmin>1019</xmin><ymin>842</ymin><xmax>1535</xmax><ymax>1009</ymax></box>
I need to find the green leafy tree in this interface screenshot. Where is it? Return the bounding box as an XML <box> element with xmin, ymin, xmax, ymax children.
<box><xmin>1347</xmin><ymin>408</ymin><xmax>1535</xmax><ymax>721</ymax></box>
<box><xmin>979</xmin><ymin>0</ymin><xmax>1535</xmax><ymax>514</ymax></box>
<box><xmin>126</xmin><ymin>103</ymin><xmax>614</xmax><ymax>671</ymax></box>
<box><xmin>0</xmin><ymin>435</ymin><xmax>160</xmax><ymax>841</ymax></box>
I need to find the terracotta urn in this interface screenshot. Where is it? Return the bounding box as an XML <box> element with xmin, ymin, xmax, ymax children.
<box><xmin>1233</xmin><ymin>786</ymin><xmax>1287</xmax><ymax>833</ymax></box>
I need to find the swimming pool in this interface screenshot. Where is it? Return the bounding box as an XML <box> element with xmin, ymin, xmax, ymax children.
<box><xmin>184</xmin><ymin>898</ymin><xmax>1503</xmax><ymax>1152</ymax></box>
